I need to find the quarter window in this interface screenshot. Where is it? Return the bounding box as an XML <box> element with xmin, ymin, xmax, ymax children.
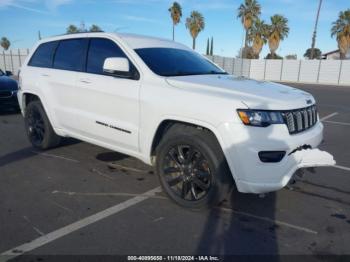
<box><xmin>53</xmin><ymin>39</ymin><xmax>88</xmax><ymax>71</ymax></box>
<box><xmin>28</xmin><ymin>41</ymin><xmax>58</xmax><ymax>68</ymax></box>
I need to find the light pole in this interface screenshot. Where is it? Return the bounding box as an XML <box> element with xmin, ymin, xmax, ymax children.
<box><xmin>310</xmin><ymin>0</ymin><xmax>323</xmax><ymax>60</ymax></box>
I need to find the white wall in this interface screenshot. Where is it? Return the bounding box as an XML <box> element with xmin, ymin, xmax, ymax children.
<box><xmin>206</xmin><ymin>55</ymin><xmax>350</xmax><ymax>86</ymax></box>
<box><xmin>0</xmin><ymin>49</ymin><xmax>29</xmax><ymax>74</ymax></box>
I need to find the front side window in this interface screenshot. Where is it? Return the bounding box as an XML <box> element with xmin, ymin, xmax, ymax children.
<box><xmin>53</xmin><ymin>39</ymin><xmax>88</xmax><ymax>71</ymax></box>
<box><xmin>87</xmin><ymin>38</ymin><xmax>127</xmax><ymax>75</ymax></box>
<box><xmin>135</xmin><ymin>48</ymin><xmax>226</xmax><ymax>77</ymax></box>
<box><xmin>29</xmin><ymin>41</ymin><xmax>58</xmax><ymax>68</ymax></box>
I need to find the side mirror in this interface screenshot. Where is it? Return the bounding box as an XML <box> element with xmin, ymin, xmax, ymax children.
<box><xmin>5</xmin><ymin>71</ymin><xmax>13</xmax><ymax>76</ymax></box>
<box><xmin>103</xmin><ymin>57</ymin><xmax>130</xmax><ymax>78</ymax></box>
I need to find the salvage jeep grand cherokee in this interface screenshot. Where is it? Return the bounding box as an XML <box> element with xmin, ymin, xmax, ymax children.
<box><xmin>18</xmin><ymin>33</ymin><xmax>335</xmax><ymax>208</ymax></box>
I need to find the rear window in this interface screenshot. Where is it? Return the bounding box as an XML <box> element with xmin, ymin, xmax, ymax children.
<box><xmin>53</xmin><ymin>39</ymin><xmax>88</xmax><ymax>72</ymax></box>
<box><xmin>28</xmin><ymin>41</ymin><xmax>58</xmax><ymax>68</ymax></box>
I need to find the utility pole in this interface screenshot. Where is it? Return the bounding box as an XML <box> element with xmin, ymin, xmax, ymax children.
<box><xmin>38</xmin><ymin>31</ymin><xmax>42</xmax><ymax>40</ymax></box>
<box><xmin>310</xmin><ymin>0</ymin><xmax>322</xmax><ymax>60</ymax></box>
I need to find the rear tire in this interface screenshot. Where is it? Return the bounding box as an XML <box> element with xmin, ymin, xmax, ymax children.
<box><xmin>24</xmin><ymin>100</ymin><xmax>61</xmax><ymax>150</ymax></box>
<box><xmin>156</xmin><ymin>124</ymin><xmax>233</xmax><ymax>209</ymax></box>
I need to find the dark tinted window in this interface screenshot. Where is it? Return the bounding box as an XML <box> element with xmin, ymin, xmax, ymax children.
<box><xmin>135</xmin><ymin>48</ymin><xmax>226</xmax><ymax>77</ymax></box>
<box><xmin>29</xmin><ymin>41</ymin><xmax>58</xmax><ymax>68</ymax></box>
<box><xmin>87</xmin><ymin>38</ymin><xmax>127</xmax><ymax>75</ymax></box>
<box><xmin>0</xmin><ymin>69</ymin><xmax>4</xmax><ymax>76</ymax></box>
<box><xmin>53</xmin><ymin>39</ymin><xmax>88</xmax><ymax>71</ymax></box>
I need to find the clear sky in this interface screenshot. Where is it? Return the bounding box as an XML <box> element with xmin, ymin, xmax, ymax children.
<box><xmin>0</xmin><ymin>0</ymin><xmax>347</xmax><ymax>58</ymax></box>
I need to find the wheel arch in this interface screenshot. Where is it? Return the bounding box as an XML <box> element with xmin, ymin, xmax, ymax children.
<box><xmin>149</xmin><ymin>118</ymin><xmax>227</xmax><ymax>162</ymax></box>
<box><xmin>20</xmin><ymin>92</ymin><xmax>60</xmax><ymax>135</ymax></box>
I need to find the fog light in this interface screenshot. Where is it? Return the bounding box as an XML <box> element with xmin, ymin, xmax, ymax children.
<box><xmin>259</xmin><ymin>151</ymin><xmax>286</xmax><ymax>163</ymax></box>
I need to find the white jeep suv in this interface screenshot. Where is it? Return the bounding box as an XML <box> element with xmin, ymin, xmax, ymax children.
<box><xmin>18</xmin><ymin>32</ymin><xmax>335</xmax><ymax>208</ymax></box>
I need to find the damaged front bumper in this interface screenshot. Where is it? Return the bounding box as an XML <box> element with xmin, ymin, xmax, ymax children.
<box><xmin>218</xmin><ymin>121</ymin><xmax>336</xmax><ymax>194</ymax></box>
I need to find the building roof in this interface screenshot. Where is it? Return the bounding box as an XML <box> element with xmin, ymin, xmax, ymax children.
<box><xmin>322</xmin><ymin>49</ymin><xmax>339</xmax><ymax>56</ymax></box>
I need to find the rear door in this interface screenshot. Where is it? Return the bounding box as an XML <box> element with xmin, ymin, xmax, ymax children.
<box><xmin>23</xmin><ymin>41</ymin><xmax>59</xmax><ymax>124</ymax></box>
<box><xmin>74</xmin><ymin>37</ymin><xmax>140</xmax><ymax>152</ymax></box>
<box><xmin>49</xmin><ymin>38</ymin><xmax>89</xmax><ymax>132</ymax></box>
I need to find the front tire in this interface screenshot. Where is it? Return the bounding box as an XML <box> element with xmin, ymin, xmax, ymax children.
<box><xmin>24</xmin><ymin>100</ymin><xmax>61</xmax><ymax>150</ymax></box>
<box><xmin>156</xmin><ymin>124</ymin><xmax>233</xmax><ymax>209</ymax></box>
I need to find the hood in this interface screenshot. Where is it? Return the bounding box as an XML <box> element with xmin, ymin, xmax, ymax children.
<box><xmin>0</xmin><ymin>76</ymin><xmax>18</xmax><ymax>91</ymax></box>
<box><xmin>166</xmin><ymin>75</ymin><xmax>315</xmax><ymax>110</ymax></box>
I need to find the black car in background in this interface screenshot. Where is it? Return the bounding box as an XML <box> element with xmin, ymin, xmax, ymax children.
<box><xmin>0</xmin><ymin>69</ymin><xmax>19</xmax><ymax>112</ymax></box>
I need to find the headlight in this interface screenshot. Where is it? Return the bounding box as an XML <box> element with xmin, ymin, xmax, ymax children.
<box><xmin>237</xmin><ymin>109</ymin><xmax>284</xmax><ymax>127</ymax></box>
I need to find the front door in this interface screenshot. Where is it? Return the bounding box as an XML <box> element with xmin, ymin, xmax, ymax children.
<box><xmin>74</xmin><ymin>37</ymin><xmax>141</xmax><ymax>152</ymax></box>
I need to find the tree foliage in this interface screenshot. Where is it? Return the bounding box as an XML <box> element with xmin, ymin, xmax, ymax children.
<box><xmin>169</xmin><ymin>1</ymin><xmax>183</xmax><ymax>41</ymax></box>
<box><xmin>66</xmin><ymin>25</ymin><xmax>79</xmax><ymax>34</ymax></box>
<box><xmin>186</xmin><ymin>11</ymin><xmax>205</xmax><ymax>50</ymax></box>
<box><xmin>237</xmin><ymin>0</ymin><xmax>261</xmax><ymax>57</ymax></box>
<box><xmin>90</xmin><ymin>24</ymin><xmax>103</xmax><ymax>32</ymax></box>
<box><xmin>0</xmin><ymin>37</ymin><xmax>11</xmax><ymax>50</ymax></box>
<box><xmin>267</xmin><ymin>14</ymin><xmax>289</xmax><ymax>58</ymax></box>
<box><xmin>66</xmin><ymin>24</ymin><xmax>103</xmax><ymax>34</ymax></box>
<box><xmin>331</xmin><ymin>9</ymin><xmax>350</xmax><ymax>59</ymax></box>
<box><xmin>304</xmin><ymin>48</ymin><xmax>322</xmax><ymax>59</ymax></box>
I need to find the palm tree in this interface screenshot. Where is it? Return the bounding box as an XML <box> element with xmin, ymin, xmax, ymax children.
<box><xmin>0</xmin><ymin>37</ymin><xmax>11</xmax><ymax>51</ymax></box>
<box><xmin>310</xmin><ymin>0</ymin><xmax>323</xmax><ymax>59</ymax></box>
<box><xmin>237</xmin><ymin>0</ymin><xmax>261</xmax><ymax>50</ymax></box>
<box><xmin>66</xmin><ymin>24</ymin><xmax>79</xmax><ymax>34</ymax></box>
<box><xmin>331</xmin><ymin>9</ymin><xmax>350</xmax><ymax>60</ymax></box>
<box><xmin>90</xmin><ymin>24</ymin><xmax>103</xmax><ymax>32</ymax></box>
<box><xmin>168</xmin><ymin>2</ymin><xmax>182</xmax><ymax>41</ymax></box>
<box><xmin>186</xmin><ymin>11</ymin><xmax>205</xmax><ymax>50</ymax></box>
<box><xmin>249</xmin><ymin>18</ymin><xmax>268</xmax><ymax>58</ymax></box>
<box><xmin>267</xmin><ymin>14</ymin><xmax>289</xmax><ymax>59</ymax></box>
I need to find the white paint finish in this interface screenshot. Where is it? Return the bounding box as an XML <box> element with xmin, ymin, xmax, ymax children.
<box><xmin>339</xmin><ymin>61</ymin><xmax>350</xmax><ymax>85</ymax></box>
<box><xmin>249</xmin><ymin>60</ymin><xmax>265</xmax><ymax>80</ymax></box>
<box><xmin>299</xmin><ymin>60</ymin><xmax>320</xmax><ymax>83</ymax></box>
<box><xmin>19</xmin><ymin>32</ymin><xmax>333</xmax><ymax>195</ymax></box>
<box><xmin>281</xmin><ymin>60</ymin><xmax>300</xmax><ymax>82</ymax></box>
<box><xmin>1</xmin><ymin>187</ymin><xmax>162</xmax><ymax>260</ymax></box>
<box><xmin>119</xmin><ymin>33</ymin><xmax>189</xmax><ymax>50</ymax></box>
<box><xmin>265</xmin><ymin>59</ymin><xmax>282</xmax><ymax>81</ymax></box>
<box><xmin>318</xmin><ymin>60</ymin><xmax>342</xmax><ymax>84</ymax></box>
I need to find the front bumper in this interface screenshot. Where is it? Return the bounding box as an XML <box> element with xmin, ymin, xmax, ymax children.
<box><xmin>218</xmin><ymin>121</ymin><xmax>335</xmax><ymax>194</ymax></box>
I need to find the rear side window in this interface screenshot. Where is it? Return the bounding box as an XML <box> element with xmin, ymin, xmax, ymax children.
<box><xmin>53</xmin><ymin>39</ymin><xmax>88</xmax><ymax>72</ymax></box>
<box><xmin>29</xmin><ymin>41</ymin><xmax>58</xmax><ymax>68</ymax></box>
<box><xmin>87</xmin><ymin>38</ymin><xmax>127</xmax><ymax>75</ymax></box>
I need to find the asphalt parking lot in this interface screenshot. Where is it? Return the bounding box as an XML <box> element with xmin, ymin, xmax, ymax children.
<box><xmin>0</xmin><ymin>83</ymin><xmax>349</xmax><ymax>261</ymax></box>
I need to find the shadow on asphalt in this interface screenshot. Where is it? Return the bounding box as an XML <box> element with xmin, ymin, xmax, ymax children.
<box><xmin>196</xmin><ymin>101</ymin><xmax>280</xmax><ymax>258</ymax></box>
<box><xmin>96</xmin><ymin>151</ymin><xmax>129</xmax><ymax>162</ymax></box>
<box><xmin>0</xmin><ymin>147</ymin><xmax>36</xmax><ymax>168</ymax></box>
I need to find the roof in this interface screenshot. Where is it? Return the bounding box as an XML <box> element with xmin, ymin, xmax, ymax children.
<box><xmin>37</xmin><ymin>32</ymin><xmax>190</xmax><ymax>51</ymax></box>
<box><xmin>322</xmin><ymin>49</ymin><xmax>339</xmax><ymax>56</ymax></box>
<box><xmin>118</xmin><ymin>33</ymin><xmax>189</xmax><ymax>50</ymax></box>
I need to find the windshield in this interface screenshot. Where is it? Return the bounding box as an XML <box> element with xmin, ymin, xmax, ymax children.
<box><xmin>135</xmin><ymin>48</ymin><xmax>227</xmax><ymax>77</ymax></box>
<box><xmin>0</xmin><ymin>69</ymin><xmax>4</xmax><ymax>76</ymax></box>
